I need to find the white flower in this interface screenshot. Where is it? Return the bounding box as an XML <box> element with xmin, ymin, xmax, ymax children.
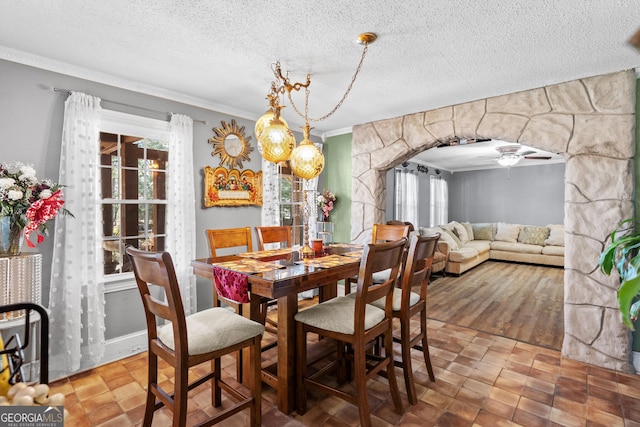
<box><xmin>4</xmin><ymin>162</ymin><xmax>22</xmax><ymax>175</ymax></box>
<box><xmin>8</xmin><ymin>190</ymin><xmax>23</xmax><ymax>201</ymax></box>
<box><xmin>19</xmin><ymin>165</ymin><xmax>36</xmax><ymax>179</ymax></box>
<box><xmin>39</xmin><ymin>189</ymin><xmax>52</xmax><ymax>199</ymax></box>
<box><xmin>0</xmin><ymin>177</ymin><xmax>15</xmax><ymax>190</ymax></box>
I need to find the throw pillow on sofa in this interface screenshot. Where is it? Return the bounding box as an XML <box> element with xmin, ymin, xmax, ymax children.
<box><xmin>544</xmin><ymin>224</ymin><xmax>565</xmax><ymax>246</ymax></box>
<box><xmin>461</xmin><ymin>222</ymin><xmax>474</xmax><ymax>241</ymax></box>
<box><xmin>440</xmin><ymin>226</ymin><xmax>462</xmax><ymax>249</ymax></box>
<box><xmin>518</xmin><ymin>225</ymin><xmax>550</xmax><ymax>246</ymax></box>
<box><xmin>472</xmin><ymin>223</ymin><xmax>494</xmax><ymax>241</ymax></box>
<box><xmin>451</xmin><ymin>221</ymin><xmax>470</xmax><ymax>243</ymax></box>
<box><xmin>442</xmin><ymin>221</ymin><xmax>469</xmax><ymax>243</ymax></box>
<box><xmin>436</xmin><ymin>227</ymin><xmax>460</xmax><ymax>250</ymax></box>
<box><xmin>494</xmin><ymin>222</ymin><xmax>521</xmax><ymax>243</ymax></box>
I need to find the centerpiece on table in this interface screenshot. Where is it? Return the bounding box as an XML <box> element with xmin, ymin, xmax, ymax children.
<box><xmin>0</xmin><ymin>161</ymin><xmax>71</xmax><ymax>256</ymax></box>
<box><xmin>317</xmin><ymin>190</ymin><xmax>337</xmax><ymax>222</ymax></box>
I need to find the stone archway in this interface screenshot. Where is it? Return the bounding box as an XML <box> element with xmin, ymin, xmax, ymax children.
<box><xmin>351</xmin><ymin>70</ymin><xmax>636</xmax><ymax>371</ymax></box>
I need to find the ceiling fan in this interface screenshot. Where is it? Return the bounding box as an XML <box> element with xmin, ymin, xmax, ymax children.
<box><xmin>493</xmin><ymin>144</ymin><xmax>552</xmax><ymax>166</ymax></box>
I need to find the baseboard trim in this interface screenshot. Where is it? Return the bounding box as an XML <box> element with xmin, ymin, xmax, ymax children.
<box><xmin>50</xmin><ymin>331</ymin><xmax>147</xmax><ymax>382</ymax></box>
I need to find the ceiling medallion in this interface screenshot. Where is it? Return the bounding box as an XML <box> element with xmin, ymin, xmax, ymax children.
<box><xmin>209</xmin><ymin>119</ymin><xmax>254</xmax><ymax>169</ymax></box>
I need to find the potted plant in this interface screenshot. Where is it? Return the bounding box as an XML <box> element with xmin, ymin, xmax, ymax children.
<box><xmin>599</xmin><ymin>218</ymin><xmax>640</xmax><ymax>330</ymax></box>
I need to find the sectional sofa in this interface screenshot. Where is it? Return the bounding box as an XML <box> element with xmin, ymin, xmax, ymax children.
<box><xmin>418</xmin><ymin>221</ymin><xmax>564</xmax><ymax>275</ymax></box>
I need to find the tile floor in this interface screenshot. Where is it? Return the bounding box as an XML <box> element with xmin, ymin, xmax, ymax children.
<box><xmin>50</xmin><ymin>318</ymin><xmax>640</xmax><ymax>426</ymax></box>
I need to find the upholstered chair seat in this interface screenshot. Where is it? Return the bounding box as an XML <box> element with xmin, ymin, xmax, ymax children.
<box><xmin>371</xmin><ymin>288</ymin><xmax>420</xmax><ymax>312</ymax></box>
<box><xmin>294</xmin><ymin>297</ymin><xmax>385</xmax><ymax>335</ymax></box>
<box><xmin>158</xmin><ymin>307</ymin><xmax>265</xmax><ymax>355</ymax></box>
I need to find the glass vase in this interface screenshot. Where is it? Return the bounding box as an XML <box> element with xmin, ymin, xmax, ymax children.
<box><xmin>0</xmin><ymin>216</ymin><xmax>25</xmax><ymax>256</ymax></box>
<box><xmin>317</xmin><ymin>221</ymin><xmax>335</xmax><ymax>245</ymax></box>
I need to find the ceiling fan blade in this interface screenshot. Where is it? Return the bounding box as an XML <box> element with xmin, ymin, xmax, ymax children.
<box><xmin>524</xmin><ymin>156</ymin><xmax>552</xmax><ymax>160</ymax></box>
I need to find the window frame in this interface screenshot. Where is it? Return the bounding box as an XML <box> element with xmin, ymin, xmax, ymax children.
<box><xmin>99</xmin><ymin>110</ymin><xmax>171</xmax><ymax>284</ymax></box>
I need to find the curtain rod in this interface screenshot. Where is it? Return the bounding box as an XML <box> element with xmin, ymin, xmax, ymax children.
<box><xmin>53</xmin><ymin>87</ymin><xmax>208</xmax><ymax>125</ymax></box>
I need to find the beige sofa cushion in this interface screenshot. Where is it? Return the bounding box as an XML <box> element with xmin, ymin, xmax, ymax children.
<box><xmin>472</xmin><ymin>223</ymin><xmax>495</xmax><ymax>241</ymax></box>
<box><xmin>464</xmin><ymin>240</ymin><xmax>491</xmax><ymax>253</ymax></box>
<box><xmin>494</xmin><ymin>222</ymin><xmax>521</xmax><ymax>243</ymax></box>
<box><xmin>448</xmin><ymin>247</ymin><xmax>479</xmax><ymax>263</ymax></box>
<box><xmin>419</xmin><ymin>226</ymin><xmax>442</xmax><ymax>237</ymax></box>
<box><xmin>518</xmin><ymin>225</ymin><xmax>550</xmax><ymax>245</ymax></box>
<box><xmin>490</xmin><ymin>241</ymin><xmax>543</xmax><ymax>254</ymax></box>
<box><xmin>422</xmin><ymin>226</ymin><xmax>459</xmax><ymax>250</ymax></box>
<box><xmin>545</xmin><ymin>224</ymin><xmax>564</xmax><ymax>246</ymax></box>
<box><xmin>542</xmin><ymin>245</ymin><xmax>564</xmax><ymax>256</ymax></box>
<box><xmin>461</xmin><ymin>222</ymin><xmax>474</xmax><ymax>241</ymax></box>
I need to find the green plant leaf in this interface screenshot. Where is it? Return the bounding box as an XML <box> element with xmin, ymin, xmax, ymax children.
<box><xmin>599</xmin><ymin>244</ymin><xmax>617</xmax><ymax>275</ymax></box>
<box><xmin>618</xmin><ymin>275</ymin><xmax>640</xmax><ymax>330</ymax></box>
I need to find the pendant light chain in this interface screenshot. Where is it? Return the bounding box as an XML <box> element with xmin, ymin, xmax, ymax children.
<box><xmin>286</xmin><ymin>43</ymin><xmax>370</xmax><ymax>123</ymax></box>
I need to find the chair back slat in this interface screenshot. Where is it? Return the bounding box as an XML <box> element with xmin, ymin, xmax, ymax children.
<box><xmin>255</xmin><ymin>226</ymin><xmax>292</xmax><ymax>250</ymax></box>
<box><xmin>372</xmin><ymin>223</ymin><xmax>410</xmax><ymax>243</ymax></box>
<box><xmin>354</xmin><ymin>238</ymin><xmax>407</xmax><ymax>329</ymax></box>
<box><xmin>400</xmin><ymin>234</ymin><xmax>440</xmax><ymax>308</ymax></box>
<box><xmin>206</xmin><ymin>227</ymin><xmax>253</xmax><ymax>257</ymax></box>
<box><xmin>126</xmin><ymin>248</ymin><xmax>187</xmax><ymax>351</ymax></box>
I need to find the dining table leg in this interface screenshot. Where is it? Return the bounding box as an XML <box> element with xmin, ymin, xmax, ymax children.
<box><xmin>277</xmin><ymin>292</ymin><xmax>298</xmax><ymax>414</ymax></box>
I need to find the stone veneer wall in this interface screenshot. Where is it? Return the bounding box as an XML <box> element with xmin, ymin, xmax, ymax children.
<box><xmin>351</xmin><ymin>70</ymin><xmax>637</xmax><ymax>371</ymax></box>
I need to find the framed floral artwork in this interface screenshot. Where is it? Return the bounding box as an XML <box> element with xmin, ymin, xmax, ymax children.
<box><xmin>204</xmin><ymin>166</ymin><xmax>263</xmax><ymax>207</ymax></box>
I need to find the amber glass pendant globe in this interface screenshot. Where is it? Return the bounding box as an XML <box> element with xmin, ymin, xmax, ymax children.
<box><xmin>255</xmin><ymin>110</ymin><xmax>289</xmax><ymax>154</ymax></box>
<box><xmin>258</xmin><ymin>118</ymin><xmax>295</xmax><ymax>163</ymax></box>
<box><xmin>290</xmin><ymin>140</ymin><xmax>325</xmax><ymax>179</ymax></box>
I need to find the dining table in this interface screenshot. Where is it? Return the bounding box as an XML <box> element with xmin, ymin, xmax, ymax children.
<box><xmin>191</xmin><ymin>243</ymin><xmax>363</xmax><ymax>414</ymax></box>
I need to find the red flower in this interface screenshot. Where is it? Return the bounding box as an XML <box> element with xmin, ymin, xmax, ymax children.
<box><xmin>24</xmin><ymin>189</ymin><xmax>65</xmax><ymax>247</ymax></box>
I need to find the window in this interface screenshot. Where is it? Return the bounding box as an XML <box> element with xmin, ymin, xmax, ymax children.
<box><xmin>429</xmin><ymin>175</ymin><xmax>448</xmax><ymax>227</ymax></box>
<box><xmin>99</xmin><ymin>111</ymin><xmax>171</xmax><ymax>277</ymax></box>
<box><xmin>394</xmin><ymin>168</ymin><xmax>419</xmax><ymax>227</ymax></box>
<box><xmin>278</xmin><ymin>162</ymin><xmax>304</xmax><ymax>246</ymax></box>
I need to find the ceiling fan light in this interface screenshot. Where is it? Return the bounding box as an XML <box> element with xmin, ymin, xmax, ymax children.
<box><xmin>496</xmin><ymin>154</ymin><xmax>521</xmax><ymax>167</ymax></box>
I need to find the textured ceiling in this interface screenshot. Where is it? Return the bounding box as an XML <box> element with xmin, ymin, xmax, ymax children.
<box><xmin>0</xmin><ymin>0</ymin><xmax>639</xmax><ymax>139</ymax></box>
<box><xmin>412</xmin><ymin>140</ymin><xmax>564</xmax><ymax>172</ymax></box>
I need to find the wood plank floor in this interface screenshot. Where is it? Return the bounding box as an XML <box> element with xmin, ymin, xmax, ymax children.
<box><xmin>427</xmin><ymin>260</ymin><xmax>564</xmax><ymax>350</ymax></box>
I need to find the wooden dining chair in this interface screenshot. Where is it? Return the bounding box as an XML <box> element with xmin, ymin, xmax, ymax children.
<box><xmin>344</xmin><ymin>223</ymin><xmax>411</xmax><ymax>294</ymax></box>
<box><xmin>205</xmin><ymin>227</ymin><xmax>276</xmax><ymax>380</ymax></box>
<box><xmin>294</xmin><ymin>238</ymin><xmax>407</xmax><ymax>427</ymax></box>
<box><xmin>370</xmin><ymin>233</ymin><xmax>439</xmax><ymax>404</ymax></box>
<box><xmin>254</xmin><ymin>225</ymin><xmax>292</xmax><ymax>331</ymax></box>
<box><xmin>255</xmin><ymin>225</ymin><xmax>293</xmax><ymax>250</ymax></box>
<box><xmin>126</xmin><ymin>247</ymin><xmax>264</xmax><ymax>427</ymax></box>
<box><xmin>206</xmin><ymin>226</ymin><xmax>254</xmax><ymax>257</ymax></box>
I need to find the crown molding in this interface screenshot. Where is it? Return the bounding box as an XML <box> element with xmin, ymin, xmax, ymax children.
<box><xmin>0</xmin><ymin>45</ymin><xmax>259</xmax><ymax>122</ymax></box>
<box><xmin>322</xmin><ymin>127</ymin><xmax>353</xmax><ymax>140</ymax></box>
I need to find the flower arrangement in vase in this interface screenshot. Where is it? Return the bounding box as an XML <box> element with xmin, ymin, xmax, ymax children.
<box><xmin>317</xmin><ymin>190</ymin><xmax>337</xmax><ymax>222</ymax></box>
<box><xmin>0</xmin><ymin>161</ymin><xmax>71</xmax><ymax>255</ymax></box>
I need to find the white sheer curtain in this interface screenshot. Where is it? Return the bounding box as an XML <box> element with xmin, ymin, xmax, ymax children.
<box><xmin>165</xmin><ymin>114</ymin><xmax>196</xmax><ymax>315</ymax></box>
<box><xmin>49</xmin><ymin>92</ymin><xmax>105</xmax><ymax>375</ymax></box>
<box><xmin>261</xmin><ymin>159</ymin><xmax>280</xmax><ymax>226</ymax></box>
<box><xmin>429</xmin><ymin>175</ymin><xmax>448</xmax><ymax>227</ymax></box>
<box><xmin>394</xmin><ymin>169</ymin><xmax>419</xmax><ymax>227</ymax></box>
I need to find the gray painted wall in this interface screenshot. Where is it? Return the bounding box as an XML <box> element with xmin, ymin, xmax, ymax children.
<box><xmin>386</xmin><ymin>161</ymin><xmax>565</xmax><ymax>228</ymax></box>
<box><xmin>449</xmin><ymin>163</ymin><xmax>565</xmax><ymax>226</ymax></box>
<box><xmin>0</xmin><ymin>59</ymin><xmax>315</xmax><ymax>346</ymax></box>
